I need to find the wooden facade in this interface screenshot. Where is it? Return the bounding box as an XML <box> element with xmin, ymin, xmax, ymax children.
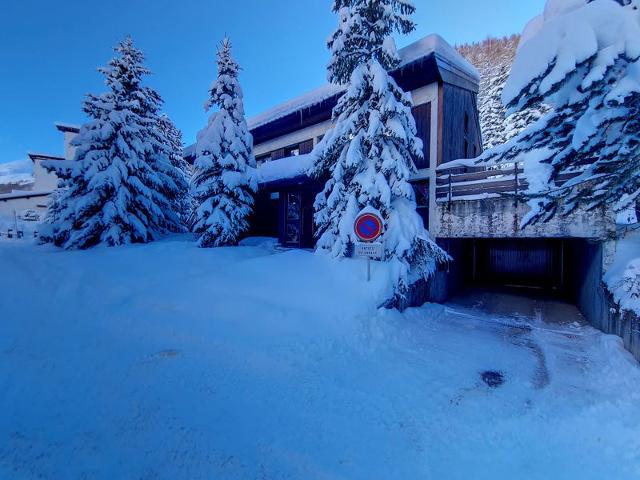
<box><xmin>440</xmin><ymin>84</ymin><xmax>483</xmax><ymax>165</ymax></box>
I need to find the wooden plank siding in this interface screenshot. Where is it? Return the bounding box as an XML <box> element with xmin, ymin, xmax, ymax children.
<box><xmin>299</xmin><ymin>139</ymin><xmax>314</xmax><ymax>155</ymax></box>
<box><xmin>412</xmin><ymin>103</ymin><xmax>431</xmax><ymax>169</ymax></box>
<box><xmin>440</xmin><ymin>84</ymin><xmax>483</xmax><ymax>165</ymax></box>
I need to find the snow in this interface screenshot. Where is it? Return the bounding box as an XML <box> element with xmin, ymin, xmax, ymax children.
<box><xmin>503</xmin><ymin>0</ymin><xmax>640</xmax><ymax>108</ymax></box>
<box><xmin>401</xmin><ymin>34</ymin><xmax>479</xmax><ymax>81</ymax></box>
<box><xmin>0</xmin><ymin>159</ymin><xmax>34</xmax><ymax>186</ymax></box>
<box><xmin>247</xmin><ymin>34</ymin><xmax>476</xmax><ymax>131</ymax></box>
<box><xmin>605</xmin><ymin>230</ymin><xmax>640</xmax><ymax>316</ymax></box>
<box><xmin>0</xmin><ymin>190</ymin><xmax>52</xmax><ymax>201</ymax></box>
<box><xmin>256</xmin><ymin>153</ymin><xmax>315</xmax><ymax>184</ymax></box>
<box><xmin>54</xmin><ymin>122</ymin><xmax>81</xmax><ymax>132</ymax></box>
<box><xmin>2</xmin><ymin>238</ymin><xmax>640</xmax><ymax>478</ymax></box>
<box><xmin>247</xmin><ymin>84</ymin><xmax>343</xmax><ymax>130</ymax></box>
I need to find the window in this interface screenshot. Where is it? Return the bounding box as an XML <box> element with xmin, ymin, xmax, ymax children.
<box><xmin>284</xmin><ymin>144</ymin><xmax>301</xmax><ymax>157</ymax></box>
<box><xmin>412</xmin><ymin>180</ymin><xmax>430</xmax><ymax>230</ymax></box>
<box><xmin>256</xmin><ymin>153</ymin><xmax>271</xmax><ymax>166</ymax></box>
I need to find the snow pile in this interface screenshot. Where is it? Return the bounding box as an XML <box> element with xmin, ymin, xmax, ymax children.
<box><xmin>256</xmin><ymin>153</ymin><xmax>314</xmax><ymax>184</ymax></box>
<box><xmin>247</xmin><ymin>34</ymin><xmax>475</xmax><ymax>131</ymax></box>
<box><xmin>605</xmin><ymin>230</ymin><xmax>640</xmax><ymax>315</ymax></box>
<box><xmin>503</xmin><ymin>0</ymin><xmax>640</xmax><ymax>110</ymax></box>
<box><xmin>0</xmin><ymin>159</ymin><xmax>34</xmax><ymax>187</ymax></box>
<box><xmin>2</xmin><ymin>239</ymin><xmax>640</xmax><ymax>478</ymax></box>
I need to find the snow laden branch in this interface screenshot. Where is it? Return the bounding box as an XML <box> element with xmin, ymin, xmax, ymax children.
<box><xmin>192</xmin><ymin>38</ymin><xmax>257</xmax><ymax>248</ymax></box>
<box><xmin>311</xmin><ymin>0</ymin><xmax>450</xmax><ymax>302</ymax></box>
<box><xmin>40</xmin><ymin>37</ymin><xmax>189</xmax><ymax>249</ymax></box>
<box><xmin>474</xmin><ymin>0</ymin><xmax>640</xmax><ymax>228</ymax></box>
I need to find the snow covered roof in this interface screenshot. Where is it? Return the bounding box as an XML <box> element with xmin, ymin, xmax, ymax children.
<box><xmin>256</xmin><ymin>153</ymin><xmax>314</xmax><ymax>186</ymax></box>
<box><xmin>0</xmin><ymin>189</ymin><xmax>52</xmax><ymax>201</ymax></box>
<box><xmin>55</xmin><ymin>122</ymin><xmax>80</xmax><ymax>134</ymax></box>
<box><xmin>27</xmin><ymin>153</ymin><xmax>65</xmax><ymax>163</ymax></box>
<box><xmin>247</xmin><ymin>34</ymin><xmax>478</xmax><ymax>131</ymax></box>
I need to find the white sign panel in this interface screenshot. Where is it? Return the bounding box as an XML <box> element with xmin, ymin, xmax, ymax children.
<box><xmin>355</xmin><ymin>242</ymin><xmax>383</xmax><ymax>260</ymax></box>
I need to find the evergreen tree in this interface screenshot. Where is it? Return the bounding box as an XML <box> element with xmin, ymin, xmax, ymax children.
<box><xmin>192</xmin><ymin>38</ymin><xmax>256</xmax><ymax>248</ymax></box>
<box><xmin>478</xmin><ymin>0</ymin><xmax>640</xmax><ymax>226</ymax></box>
<box><xmin>40</xmin><ymin>37</ymin><xmax>187</xmax><ymax>249</ymax></box>
<box><xmin>312</xmin><ymin>0</ymin><xmax>450</xmax><ymax>299</ymax></box>
<box><xmin>157</xmin><ymin>113</ymin><xmax>190</xmax><ymax>228</ymax></box>
<box><xmin>457</xmin><ymin>35</ymin><xmax>550</xmax><ymax>150</ymax></box>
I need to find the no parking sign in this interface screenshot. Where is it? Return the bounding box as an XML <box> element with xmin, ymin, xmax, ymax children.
<box><xmin>354</xmin><ymin>209</ymin><xmax>385</xmax><ymax>281</ymax></box>
<box><xmin>354</xmin><ymin>212</ymin><xmax>384</xmax><ymax>243</ymax></box>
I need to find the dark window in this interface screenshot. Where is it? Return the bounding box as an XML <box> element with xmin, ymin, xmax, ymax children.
<box><xmin>411</xmin><ymin>103</ymin><xmax>431</xmax><ymax>169</ymax></box>
<box><xmin>256</xmin><ymin>153</ymin><xmax>271</xmax><ymax>165</ymax></box>
<box><xmin>412</xmin><ymin>180</ymin><xmax>430</xmax><ymax>230</ymax></box>
<box><xmin>284</xmin><ymin>144</ymin><xmax>301</xmax><ymax>157</ymax></box>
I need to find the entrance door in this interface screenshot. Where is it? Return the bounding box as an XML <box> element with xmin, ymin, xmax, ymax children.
<box><xmin>284</xmin><ymin>192</ymin><xmax>302</xmax><ymax>247</ymax></box>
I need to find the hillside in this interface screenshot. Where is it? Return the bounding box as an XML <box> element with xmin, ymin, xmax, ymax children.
<box><xmin>457</xmin><ymin>35</ymin><xmax>549</xmax><ymax>150</ymax></box>
<box><xmin>0</xmin><ymin>159</ymin><xmax>34</xmax><ymax>194</ymax></box>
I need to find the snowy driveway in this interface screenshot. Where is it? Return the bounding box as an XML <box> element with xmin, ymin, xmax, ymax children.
<box><xmin>1</xmin><ymin>238</ymin><xmax>640</xmax><ymax>479</ymax></box>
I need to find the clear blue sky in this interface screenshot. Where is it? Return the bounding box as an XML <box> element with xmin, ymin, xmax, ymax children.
<box><xmin>0</xmin><ymin>0</ymin><xmax>545</xmax><ymax>164</ymax></box>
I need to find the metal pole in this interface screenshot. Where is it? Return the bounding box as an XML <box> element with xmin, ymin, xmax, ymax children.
<box><xmin>367</xmin><ymin>257</ymin><xmax>371</xmax><ymax>282</ymax></box>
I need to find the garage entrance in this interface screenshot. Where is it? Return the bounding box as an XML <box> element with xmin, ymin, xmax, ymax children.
<box><xmin>435</xmin><ymin>237</ymin><xmax>601</xmax><ymax>300</ymax></box>
<box><xmin>471</xmin><ymin>239</ymin><xmax>563</xmax><ymax>291</ymax></box>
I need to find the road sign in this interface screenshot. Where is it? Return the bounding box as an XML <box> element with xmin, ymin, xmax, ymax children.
<box><xmin>355</xmin><ymin>242</ymin><xmax>383</xmax><ymax>260</ymax></box>
<box><xmin>354</xmin><ymin>212</ymin><xmax>383</xmax><ymax>242</ymax></box>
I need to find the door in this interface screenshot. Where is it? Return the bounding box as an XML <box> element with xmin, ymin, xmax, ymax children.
<box><xmin>284</xmin><ymin>192</ymin><xmax>302</xmax><ymax>247</ymax></box>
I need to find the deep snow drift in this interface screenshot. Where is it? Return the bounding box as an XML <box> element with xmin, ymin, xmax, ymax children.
<box><xmin>1</xmin><ymin>238</ymin><xmax>640</xmax><ymax>479</ymax></box>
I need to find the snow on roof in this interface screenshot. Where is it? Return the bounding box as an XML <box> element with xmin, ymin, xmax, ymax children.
<box><xmin>55</xmin><ymin>122</ymin><xmax>81</xmax><ymax>133</ymax></box>
<box><xmin>0</xmin><ymin>189</ymin><xmax>52</xmax><ymax>201</ymax></box>
<box><xmin>400</xmin><ymin>34</ymin><xmax>479</xmax><ymax>81</ymax></box>
<box><xmin>256</xmin><ymin>154</ymin><xmax>315</xmax><ymax>185</ymax></box>
<box><xmin>27</xmin><ymin>152</ymin><xmax>65</xmax><ymax>162</ymax></box>
<box><xmin>248</xmin><ymin>84</ymin><xmax>343</xmax><ymax>131</ymax></box>
<box><xmin>247</xmin><ymin>34</ymin><xmax>477</xmax><ymax>131</ymax></box>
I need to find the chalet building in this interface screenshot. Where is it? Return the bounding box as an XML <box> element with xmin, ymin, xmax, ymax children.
<box><xmin>0</xmin><ymin>123</ymin><xmax>78</xmax><ymax>218</ymax></box>
<box><xmin>187</xmin><ymin>34</ymin><xmax>483</xmax><ymax>249</ymax></box>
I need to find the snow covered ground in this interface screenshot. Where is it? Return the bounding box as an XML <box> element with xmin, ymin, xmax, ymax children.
<box><xmin>1</xmin><ymin>237</ymin><xmax>640</xmax><ymax>479</ymax></box>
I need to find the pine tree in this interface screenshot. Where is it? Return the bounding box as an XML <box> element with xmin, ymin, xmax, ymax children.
<box><xmin>157</xmin><ymin>113</ymin><xmax>190</xmax><ymax>229</ymax></box>
<box><xmin>478</xmin><ymin>0</ymin><xmax>640</xmax><ymax>227</ymax></box>
<box><xmin>457</xmin><ymin>35</ymin><xmax>549</xmax><ymax>150</ymax></box>
<box><xmin>312</xmin><ymin>0</ymin><xmax>450</xmax><ymax>299</ymax></box>
<box><xmin>192</xmin><ymin>38</ymin><xmax>256</xmax><ymax>248</ymax></box>
<box><xmin>40</xmin><ymin>37</ymin><xmax>187</xmax><ymax>249</ymax></box>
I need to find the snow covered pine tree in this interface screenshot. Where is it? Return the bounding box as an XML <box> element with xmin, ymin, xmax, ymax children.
<box><xmin>311</xmin><ymin>0</ymin><xmax>450</xmax><ymax>301</ymax></box>
<box><xmin>40</xmin><ymin>37</ymin><xmax>188</xmax><ymax>249</ymax></box>
<box><xmin>157</xmin><ymin>113</ymin><xmax>191</xmax><ymax>228</ymax></box>
<box><xmin>478</xmin><ymin>0</ymin><xmax>640</xmax><ymax>226</ymax></box>
<box><xmin>192</xmin><ymin>38</ymin><xmax>256</xmax><ymax>247</ymax></box>
<box><xmin>457</xmin><ymin>36</ymin><xmax>549</xmax><ymax>150</ymax></box>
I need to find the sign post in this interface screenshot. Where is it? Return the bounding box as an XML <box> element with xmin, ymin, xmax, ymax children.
<box><xmin>354</xmin><ymin>211</ymin><xmax>384</xmax><ymax>282</ymax></box>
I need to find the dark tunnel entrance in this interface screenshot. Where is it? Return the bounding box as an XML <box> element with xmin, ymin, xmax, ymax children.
<box><xmin>434</xmin><ymin>237</ymin><xmax>605</xmax><ymax>307</ymax></box>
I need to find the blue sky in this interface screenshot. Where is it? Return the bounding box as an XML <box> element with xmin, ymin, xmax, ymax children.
<box><xmin>0</xmin><ymin>0</ymin><xmax>545</xmax><ymax>164</ymax></box>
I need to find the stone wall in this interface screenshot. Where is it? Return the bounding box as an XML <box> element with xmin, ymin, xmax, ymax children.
<box><xmin>435</xmin><ymin>198</ymin><xmax>614</xmax><ymax>239</ymax></box>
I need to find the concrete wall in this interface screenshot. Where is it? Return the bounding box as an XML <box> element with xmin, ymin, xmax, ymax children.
<box><xmin>32</xmin><ymin>160</ymin><xmax>59</xmax><ymax>192</ymax></box>
<box><xmin>0</xmin><ymin>195</ymin><xmax>49</xmax><ymax>217</ymax></box>
<box><xmin>435</xmin><ymin>198</ymin><xmax>614</xmax><ymax>239</ymax></box>
<box><xmin>565</xmin><ymin>239</ymin><xmax>640</xmax><ymax>362</ymax></box>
